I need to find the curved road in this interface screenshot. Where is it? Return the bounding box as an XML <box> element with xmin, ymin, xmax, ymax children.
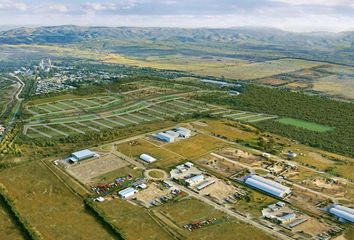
<box><xmin>0</xmin><ymin>74</ymin><xmax>24</xmax><ymax>142</ymax></box>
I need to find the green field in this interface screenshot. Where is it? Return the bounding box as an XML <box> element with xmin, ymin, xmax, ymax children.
<box><xmin>0</xmin><ymin>162</ymin><xmax>115</xmax><ymax>239</ymax></box>
<box><xmin>277</xmin><ymin>118</ymin><xmax>334</xmax><ymax>132</ymax></box>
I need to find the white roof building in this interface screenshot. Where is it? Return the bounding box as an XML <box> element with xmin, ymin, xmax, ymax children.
<box><xmin>328</xmin><ymin>205</ymin><xmax>354</xmax><ymax>223</ymax></box>
<box><xmin>175</xmin><ymin>127</ymin><xmax>191</xmax><ymax>138</ymax></box>
<box><xmin>156</xmin><ymin>132</ymin><xmax>177</xmax><ymax>143</ymax></box>
<box><xmin>245</xmin><ymin>175</ymin><xmax>291</xmax><ymax>198</ymax></box>
<box><xmin>139</xmin><ymin>154</ymin><xmax>157</xmax><ymax>163</ymax></box>
<box><xmin>68</xmin><ymin>149</ymin><xmax>96</xmax><ymax>163</ymax></box>
<box><xmin>186</xmin><ymin>175</ymin><xmax>204</xmax><ymax>186</ymax></box>
<box><xmin>118</xmin><ymin>187</ymin><xmax>137</xmax><ymax>199</ymax></box>
<box><xmin>165</xmin><ymin>130</ymin><xmax>180</xmax><ymax>138</ymax></box>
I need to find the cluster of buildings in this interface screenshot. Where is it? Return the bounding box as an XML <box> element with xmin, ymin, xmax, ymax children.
<box><xmin>14</xmin><ymin>60</ymin><xmax>127</xmax><ymax>96</ymax></box>
<box><xmin>185</xmin><ymin>174</ymin><xmax>216</xmax><ymax>191</ymax></box>
<box><xmin>156</xmin><ymin>127</ymin><xmax>192</xmax><ymax>143</ymax></box>
<box><xmin>244</xmin><ymin>175</ymin><xmax>291</xmax><ymax>198</ymax></box>
<box><xmin>262</xmin><ymin>202</ymin><xmax>306</xmax><ymax>228</ymax></box>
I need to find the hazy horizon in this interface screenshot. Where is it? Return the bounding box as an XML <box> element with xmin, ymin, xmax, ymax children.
<box><xmin>0</xmin><ymin>0</ymin><xmax>354</xmax><ymax>32</ymax></box>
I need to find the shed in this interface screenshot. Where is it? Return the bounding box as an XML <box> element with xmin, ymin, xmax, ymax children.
<box><xmin>139</xmin><ymin>154</ymin><xmax>157</xmax><ymax>163</ymax></box>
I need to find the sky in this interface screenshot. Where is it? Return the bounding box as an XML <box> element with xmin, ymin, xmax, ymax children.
<box><xmin>0</xmin><ymin>0</ymin><xmax>353</xmax><ymax>32</ymax></box>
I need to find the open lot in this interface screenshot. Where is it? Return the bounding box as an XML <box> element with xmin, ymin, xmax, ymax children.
<box><xmin>157</xmin><ymin>197</ymin><xmax>274</xmax><ymax>240</ymax></box>
<box><xmin>66</xmin><ymin>153</ymin><xmax>130</xmax><ymax>184</ymax></box>
<box><xmin>96</xmin><ymin>199</ymin><xmax>172</xmax><ymax>240</ymax></box>
<box><xmin>191</xmin><ymin>120</ymin><xmax>257</xmax><ymax>141</ymax></box>
<box><xmin>164</xmin><ymin>133</ymin><xmax>226</xmax><ymax>159</ymax></box>
<box><xmin>198</xmin><ymin>178</ymin><xmax>239</xmax><ymax>203</ymax></box>
<box><xmin>134</xmin><ymin>182</ymin><xmax>171</xmax><ymax>208</ymax></box>
<box><xmin>116</xmin><ymin>138</ymin><xmax>184</xmax><ymax>169</ymax></box>
<box><xmin>0</xmin><ymin>161</ymin><xmax>114</xmax><ymax>239</ymax></box>
<box><xmin>196</xmin><ymin>154</ymin><xmax>245</xmax><ymax>177</ymax></box>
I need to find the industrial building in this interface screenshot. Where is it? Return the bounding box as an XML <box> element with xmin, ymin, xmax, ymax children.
<box><xmin>245</xmin><ymin>175</ymin><xmax>291</xmax><ymax>198</ymax></box>
<box><xmin>67</xmin><ymin>149</ymin><xmax>97</xmax><ymax>163</ymax></box>
<box><xmin>262</xmin><ymin>203</ymin><xmax>300</xmax><ymax>225</ymax></box>
<box><xmin>186</xmin><ymin>175</ymin><xmax>204</xmax><ymax>186</ymax></box>
<box><xmin>328</xmin><ymin>205</ymin><xmax>354</xmax><ymax>223</ymax></box>
<box><xmin>196</xmin><ymin>180</ymin><xmax>215</xmax><ymax>191</ymax></box>
<box><xmin>175</xmin><ymin>127</ymin><xmax>191</xmax><ymax>138</ymax></box>
<box><xmin>165</xmin><ymin>130</ymin><xmax>180</xmax><ymax>138</ymax></box>
<box><xmin>118</xmin><ymin>187</ymin><xmax>137</xmax><ymax>199</ymax></box>
<box><xmin>156</xmin><ymin>132</ymin><xmax>177</xmax><ymax>143</ymax></box>
<box><xmin>139</xmin><ymin>154</ymin><xmax>157</xmax><ymax>163</ymax></box>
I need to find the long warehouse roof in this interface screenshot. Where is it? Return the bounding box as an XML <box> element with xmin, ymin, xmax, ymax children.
<box><xmin>245</xmin><ymin>175</ymin><xmax>291</xmax><ymax>198</ymax></box>
<box><xmin>329</xmin><ymin>205</ymin><xmax>354</xmax><ymax>223</ymax></box>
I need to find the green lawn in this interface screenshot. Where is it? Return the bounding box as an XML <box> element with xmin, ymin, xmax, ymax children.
<box><xmin>277</xmin><ymin>118</ymin><xmax>334</xmax><ymax>132</ymax></box>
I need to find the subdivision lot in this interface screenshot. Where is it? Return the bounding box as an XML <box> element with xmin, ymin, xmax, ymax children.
<box><xmin>66</xmin><ymin>153</ymin><xmax>130</xmax><ymax>184</ymax></box>
<box><xmin>24</xmin><ymin>92</ymin><xmax>276</xmax><ymax>139</ymax></box>
<box><xmin>0</xmin><ymin>161</ymin><xmax>114</xmax><ymax>239</ymax></box>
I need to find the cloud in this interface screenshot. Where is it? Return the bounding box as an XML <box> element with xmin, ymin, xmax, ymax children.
<box><xmin>45</xmin><ymin>3</ymin><xmax>69</xmax><ymax>13</ymax></box>
<box><xmin>35</xmin><ymin>3</ymin><xmax>70</xmax><ymax>13</ymax></box>
<box><xmin>0</xmin><ymin>0</ymin><xmax>27</xmax><ymax>11</ymax></box>
<box><xmin>82</xmin><ymin>1</ymin><xmax>137</xmax><ymax>13</ymax></box>
<box><xmin>0</xmin><ymin>0</ymin><xmax>353</xmax><ymax>32</ymax></box>
<box><xmin>272</xmin><ymin>0</ymin><xmax>354</xmax><ymax>8</ymax></box>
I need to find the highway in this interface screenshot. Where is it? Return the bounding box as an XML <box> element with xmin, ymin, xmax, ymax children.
<box><xmin>0</xmin><ymin>74</ymin><xmax>24</xmax><ymax>142</ymax></box>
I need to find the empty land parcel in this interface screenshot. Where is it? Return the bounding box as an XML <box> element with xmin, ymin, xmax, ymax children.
<box><xmin>0</xmin><ymin>161</ymin><xmax>115</xmax><ymax>239</ymax></box>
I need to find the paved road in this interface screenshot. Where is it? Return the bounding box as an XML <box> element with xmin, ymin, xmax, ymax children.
<box><xmin>0</xmin><ymin>74</ymin><xmax>24</xmax><ymax>142</ymax></box>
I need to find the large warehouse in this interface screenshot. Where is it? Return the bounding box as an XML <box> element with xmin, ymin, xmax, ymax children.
<box><xmin>328</xmin><ymin>205</ymin><xmax>354</xmax><ymax>223</ymax></box>
<box><xmin>156</xmin><ymin>132</ymin><xmax>177</xmax><ymax>143</ymax></box>
<box><xmin>118</xmin><ymin>187</ymin><xmax>137</xmax><ymax>199</ymax></box>
<box><xmin>245</xmin><ymin>175</ymin><xmax>291</xmax><ymax>198</ymax></box>
<box><xmin>67</xmin><ymin>149</ymin><xmax>97</xmax><ymax>163</ymax></box>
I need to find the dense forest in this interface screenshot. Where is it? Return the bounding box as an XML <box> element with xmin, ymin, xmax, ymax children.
<box><xmin>196</xmin><ymin>85</ymin><xmax>354</xmax><ymax>157</ymax></box>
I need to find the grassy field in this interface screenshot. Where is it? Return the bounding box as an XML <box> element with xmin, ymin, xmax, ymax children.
<box><xmin>116</xmin><ymin>138</ymin><xmax>184</xmax><ymax>169</ymax></box>
<box><xmin>192</xmin><ymin>120</ymin><xmax>257</xmax><ymax>141</ymax></box>
<box><xmin>0</xmin><ymin>199</ymin><xmax>24</xmax><ymax>240</ymax></box>
<box><xmin>97</xmin><ymin>199</ymin><xmax>172</xmax><ymax>240</ymax></box>
<box><xmin>233</xmin><ymin>190</ymin><xmax>275</xmax><ymax>218</ymax></box>
<box><xmin>91</xmin><ymin>165</ymin><xmax>143</xmax><ymax>185</ymax></box>
<box><xmin>164</xmin><ymin>133</ymin><xmax>227</xmax><ymax>159</ymax></box>
<box><xmin>147</xmin><ymin>170</ymin><xmax>165</xmax><ymax>179</ymax></box>
<box><xmin>0</xmin><ymin>161</ymin><xmax>115</xmax><ymax>239</ymax></box>
<box><xmin>277</xmin><ymin>118</ymin><xmax>334</xmax><ymax>132</ymax></box>
<box><xmin>158</xmin><ymin>198</ymin><xmax>274</xmax><ymax>240</ymax></box>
